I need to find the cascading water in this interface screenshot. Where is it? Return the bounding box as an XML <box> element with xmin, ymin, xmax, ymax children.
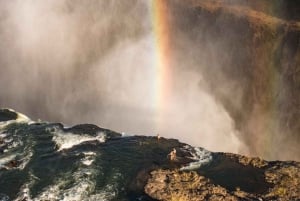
<box><xmin>0</xmin><ymin>109</ymin><xmax>213</xmax><ymax>201</ymax></box>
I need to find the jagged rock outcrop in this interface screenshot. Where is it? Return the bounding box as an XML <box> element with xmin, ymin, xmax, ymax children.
<box><xmin>145</xmin><ymin>170</ymin><xmax>238</xmax><ymax>201</ymax></box>
<box><xmin>145</xmin><ymin>153</ymin><xmax>300</xmax><ymax>201</ymax></box>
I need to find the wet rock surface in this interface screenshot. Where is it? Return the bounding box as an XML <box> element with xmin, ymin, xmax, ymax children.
<box><xmin>145</xmin><ymin>154</ymin><xmax>300</xmax><ymax>201</ymax></box>
<box><xmin>0</xmin><ymin>109</ymin><xmax>18</xmax><ymax>122</ymax></box>
<box><xmin>0</xmin><ymin>109</ymin><xmax>299</xmax><ymax>200</ymax></box>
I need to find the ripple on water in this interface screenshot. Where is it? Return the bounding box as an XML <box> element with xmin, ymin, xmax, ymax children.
<box><xmin>52</xmin><ymin>131</ymin><xmax>106</xmax><ymax>151</ymax></box>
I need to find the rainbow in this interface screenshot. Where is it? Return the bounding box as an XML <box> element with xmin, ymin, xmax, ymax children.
<box><xmin>151</xmin><ymin>0</ymin><xmax>173</xmax><ymax>121</ymax></box>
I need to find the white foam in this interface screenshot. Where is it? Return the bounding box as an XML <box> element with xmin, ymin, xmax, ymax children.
<box><xmin>0</xmin><ymin>154</ymin><xmax>16</xmax><ymax>168</ymax></box>
<box><xmin>0</xmin><ymin>129</ymin><xmax>33</xmax><ymax>170</ymax></box>
<box><xmin>33</xmin><ymin>165</ymin><xmax>100</xmax><ymax>201</ymax></box>
<box><xmin>3</xmin><ymin>138</ymin><xmax>13</xmax><ymax>143</ymax></box>
<box><xmin>81</xmin><ymin>151</ymin><xmax>97</xmax><ymax>166</ymax></box>
<box><xmin>15</xmin><ymin>111</ymin><xmax>31</xmax><ymax>122</ymax></box>
<box><xmin>14</xmin><ymin>161</ymin><xmax>119</xmax><ymax>201</ymax></box>
<box><xmin>53</xmin><ymin>132</ymin><xmax>106</xmax><ymax>151</ymax></box>
<box><xmin>89</xmin><ymin>185</ymin><xmax>117</xmax><ymax>201</ymax></box>
<box><xmin>7</xmin><ymin>139</ymin><xmax>22</xmax><ymax>149</ymax></box>
<box><xmin>83</xmin><ymin>151</ymin><xmax>96</xmax><ymax>156</ymax></box>
<box><xmin>0</xmin><ymin>133</ymin><xmax>7</xmax><ymax>138</ymax></box>
<box><xmin>0</xmin><ymin>109</ymin><xmax>31</xmax><ymax>130</ymax></box>
<box><xmin>180</xmin><ymin>146</ymin><xmax>213</xmax><ymax>171</ymax></box>
<box><xmin>0</xmin><ymin>149</ymin><xmax>33</xmax><ymax>170</ymax></box>
<box><xmin>35</xmin><ymin>179</ymin><xmax>91</xmax><ymax>201</ymax></box>
<box><xmin>18</xmin><ymin>150</ymin><xmax>33</xmax><ymax>170</ymax></box>
<box><xmin>15</xmin><ymin>182</ymin><xmax>32</xmax><ymax>201</ymax></box>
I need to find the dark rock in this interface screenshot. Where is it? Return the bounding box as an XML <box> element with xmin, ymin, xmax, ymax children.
<box><xmin>5</xmin><ymin>160</ymin><xmax>19</xmax><ymax>169</ymax></box>
<box><xmin>64</xmin><ymin>124</ymin><xmax>121</xmax><ymax>138</ymax></box>
<box><xmin>0</xmin><ymin>109</ymin><xmax>18</xmax><ymax>122</ymax></box>
<box><xmin>144</xmin><ymin>153</ymin><xmax>300</xmax><ymax>201</ymax></box>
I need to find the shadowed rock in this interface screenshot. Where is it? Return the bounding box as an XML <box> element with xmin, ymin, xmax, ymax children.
<box><xmin>0</xmin><ymin>109</ymin><xmax>18</xmax><ymax>122</ymax></box>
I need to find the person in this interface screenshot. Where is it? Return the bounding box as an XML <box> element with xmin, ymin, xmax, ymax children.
<box><xmin>157</xmin><ymin>133</ymin><xmax>161</xmax><ymax>141</ymax></box>
<box><xmin>168</xmin><ymin>148</ymin><xmax>177</xmax><ymax>161</ymax></box>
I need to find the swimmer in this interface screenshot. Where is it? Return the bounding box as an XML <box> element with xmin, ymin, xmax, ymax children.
<box><xmin>157</xmin><ymin>134</ymin><xmax>161</xmax><ymax>141</ymax></box>
<box><xmin>168</xmin><ymin>148</ymin><xmax>177</xmax><ymax>161</ymax></box>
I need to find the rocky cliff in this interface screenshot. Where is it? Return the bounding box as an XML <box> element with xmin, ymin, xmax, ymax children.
<box><xmin>166</xmin><ymin>0</ymin><xmax>300</xmax><ymax>160</ymax></box>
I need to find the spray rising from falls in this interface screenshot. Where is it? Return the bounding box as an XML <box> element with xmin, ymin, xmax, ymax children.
<box><xmin>0</xmin><ymin>0</ymin><xmax>246</xmax><ymax>155</ymax></box>
<box><xmin>1</xmin><ymin>0</ymin><xmax>299</xmax><ymax>160</ymax></box>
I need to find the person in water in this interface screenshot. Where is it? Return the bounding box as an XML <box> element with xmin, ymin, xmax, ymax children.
<box><xmin>168</xmin><ymin>148</ymin><xmax>177</xmax><ymax>161</ymax></box>
<box><xmin>157</xmin><ymin>134</ymin><xmax>161</xmax><ymax>141</ymax></box>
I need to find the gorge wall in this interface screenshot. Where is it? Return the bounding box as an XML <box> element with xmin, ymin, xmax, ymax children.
<box><xmin>168</xmin><ymin>0</ymin><xmax>300</xmax><ymax>160</ymax></box>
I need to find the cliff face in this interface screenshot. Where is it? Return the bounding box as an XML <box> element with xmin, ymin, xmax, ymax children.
<box><xmin>168</xmin><ymin>0</ymin><xmax>300</xmax><ymax>160</ymax></box>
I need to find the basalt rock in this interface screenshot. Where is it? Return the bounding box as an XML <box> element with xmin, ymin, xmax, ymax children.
<box><xmin>145</xmin><ymin>153</ymin><xmax>300</xmax><ymax>201</ymax></box>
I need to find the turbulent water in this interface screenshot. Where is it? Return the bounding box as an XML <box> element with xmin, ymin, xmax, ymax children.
<box><xmin>0</xmin><ymin>109</ymin><xmax>212</xmax><ymax>201</ymax></box>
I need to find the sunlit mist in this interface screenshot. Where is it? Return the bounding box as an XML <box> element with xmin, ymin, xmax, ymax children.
<box><xmin>0</xmin><ymin>0</ymin><xmax>299</xmax><ymax>160</ymax></box>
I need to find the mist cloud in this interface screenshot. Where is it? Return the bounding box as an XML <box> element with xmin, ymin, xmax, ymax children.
<box><xmin>0</xmin><ymin>0</ymin><xmax>260</xmax><ymax>157</ymax></box>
